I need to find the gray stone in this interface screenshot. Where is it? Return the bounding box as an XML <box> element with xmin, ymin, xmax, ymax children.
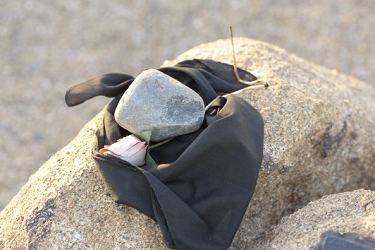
<box><xmin>114</xmin><ymin>69</ymin><xmax>205</xmax><ymax>142</ymax></box>
<box><xmin>1</xmin><ymin>38</ymin><xmax>375</xmax><ymax>249</ymax></box>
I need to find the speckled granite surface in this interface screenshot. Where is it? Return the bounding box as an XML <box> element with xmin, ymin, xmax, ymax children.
<box><xmin>1</xmin><ymin>0</ymin><xmax>375</xmax><ymax>210</ymax></box>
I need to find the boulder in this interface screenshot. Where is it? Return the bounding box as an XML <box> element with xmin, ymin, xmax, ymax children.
<box><xmin>256</xmin><ymin>189</ymin><xmax>375</xmax><ymax>249</ymax></box>
<box><xmin>1</xmin><ymin>37</ymin><xmax>375</xmax><ymax>249</ymax></box>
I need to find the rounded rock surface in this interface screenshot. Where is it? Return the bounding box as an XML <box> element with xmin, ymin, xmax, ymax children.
<box><xmin>258</xmin><ymin>189</ymin><xmax>375</xmax><ymax>249</ymax></box>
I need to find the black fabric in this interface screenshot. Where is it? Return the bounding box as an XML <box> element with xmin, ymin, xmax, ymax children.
<box><xmin>65</xmin><ymin>59</ymin><xmax>264</xmax><ymax>250</ymax></box>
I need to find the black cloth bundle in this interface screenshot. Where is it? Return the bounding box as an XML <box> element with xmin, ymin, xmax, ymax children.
<box><xmin>65</xmin><ymin>59</ymin><xmax>264</xmax><ymax>250</ymax></box>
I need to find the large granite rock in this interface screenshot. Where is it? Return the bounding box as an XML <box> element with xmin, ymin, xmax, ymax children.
<box><xmin>114</xmin><ymin>69</ymin><xmax>205</xmax><ymax>142</ymax></box>
<box><xmin>257</xmin><ymin>189</ymin><xmax>375</xmax><ymax>249</ymax></box>
<box><xmin>1</xmin><ymin>37</ymin><xmax>375</xmax><ymax>249</ymax></box>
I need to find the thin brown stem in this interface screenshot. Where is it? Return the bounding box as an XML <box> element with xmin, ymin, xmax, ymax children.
<box><xmin>230</xmin><ymin>26</ymin><xmax>241</xmax><ymax>83</ymax></box>
<box><xmin>148</xmin><ymin>137</ymin><xmax>174</xmax><ymax>149</ymax></box>
<box><xmin>230</xmin><ymin>26</ymin><xmax>263</xmax><ymax>86</ymax></box>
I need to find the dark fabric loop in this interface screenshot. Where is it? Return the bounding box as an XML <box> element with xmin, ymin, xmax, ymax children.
<box><xmin>205</xmin><ymin>96</ymin><xmax>228</xmax><ymax>124</ymax></box>
<box><xmin>65</xmin><ymin>73</ymin><xmax>134</xmax><ymax>107</ymax></box>
<box><xmin>65</xmin><ymin>59</ymin><xmax>264</xmax><ymax>250</ymax></box>
<box><xmin>210</xmin><ymin>96</ymin><xmax>227</xmax><ymax>108</ymax></box>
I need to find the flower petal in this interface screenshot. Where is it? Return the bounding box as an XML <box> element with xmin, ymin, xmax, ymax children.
<box><xmin>106</xmin><ymin>135</ymin><xmax>141</xmax><ymax>155</ymax></box>
<box><xmin>118</xmin><ymin>146</ymin><xmax>147</xmax><ymax>166</ymax></box>
<box><xmin>121</xmin><ymin>141</ymin><xmax>147</xmax><ymax>157</ymax></box>
<box><xmin>100</xmin><ymin>134</ymin><xmax>148</xmax><ymax>166</ymax></box>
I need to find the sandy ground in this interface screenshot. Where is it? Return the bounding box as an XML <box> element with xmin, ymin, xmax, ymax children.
<box><xmin>1</xmin><ymin>0</ymin><xmax>375</xmax><ymax>210</ymax></box>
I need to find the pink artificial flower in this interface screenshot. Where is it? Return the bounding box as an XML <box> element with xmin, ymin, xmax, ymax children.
<box><xmin>100</xmin><ymin>134</ymin><xmax>147</xmax><ymax>166</ymax></box>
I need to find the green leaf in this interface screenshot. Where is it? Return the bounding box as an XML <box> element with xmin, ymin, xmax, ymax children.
<box><xmin>145</xmin><ymin>153</ymin><xmax>157</xmax><ymax>166</ymax></box>
<box><xmin>140</xmin><ymin>131</ymin><xmax>157</xmax><ymax>166</ymax></box>
<box><xmin>140</xmin><ymin>130</ymin><xmax>152</xmax><ymax>144</ymax></box>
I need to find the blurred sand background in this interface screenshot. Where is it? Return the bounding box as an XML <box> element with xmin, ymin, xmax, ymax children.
<box><xmin>1</xmin><ymin>0</ymin><xmax>375</xmax><ymax>211</ymax></box>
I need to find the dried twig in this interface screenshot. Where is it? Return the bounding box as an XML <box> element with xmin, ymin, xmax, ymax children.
<box><xmin>205</xmin><ymin>27</ymin><xmax>269</xmax><ymax>111</ymax></box>
<box><xmin>148</xmin><ymin>137</ymin><xmax>174</xmax><ymax>149</ymax></box>
<box><xmin>230</xmin><ymin>26</ymin><xmax>264</xmax><ymax>86</ymax></box>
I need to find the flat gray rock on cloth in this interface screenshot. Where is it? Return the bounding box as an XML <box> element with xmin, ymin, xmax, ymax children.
<box><xmin>114</xmin><ymin>69</ymin><xmax>205</xmax><ymax>141</ymax></box>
